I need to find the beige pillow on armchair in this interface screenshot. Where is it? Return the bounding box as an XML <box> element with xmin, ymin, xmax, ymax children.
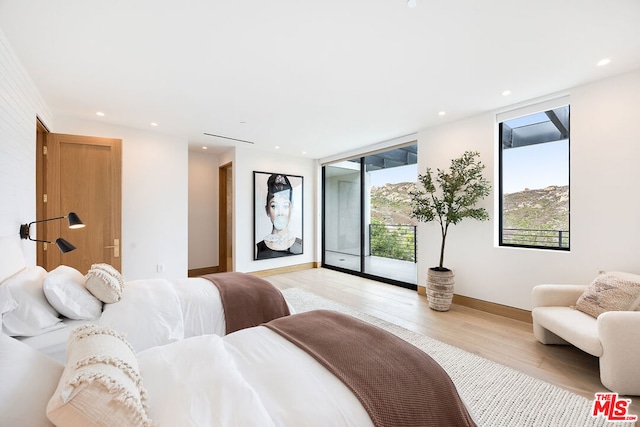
<box><xmin>575</xmin><ymin>271</ymin><xmax>640</xmax><ymax>318</ymax></box>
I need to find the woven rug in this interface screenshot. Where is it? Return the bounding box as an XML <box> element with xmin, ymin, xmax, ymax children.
<box><xmin>281</xmin><ymin>287</ymin><xmax>636</xmax><ymax>427</ymax></box>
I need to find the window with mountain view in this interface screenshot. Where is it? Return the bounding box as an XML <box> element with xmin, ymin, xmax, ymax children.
<box><xmin>498</xmin><ymin>103</ymin><xmax>570</xmax><ymax>250</ymax></box>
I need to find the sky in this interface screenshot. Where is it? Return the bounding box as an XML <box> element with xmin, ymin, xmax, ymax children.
<box><xmin>502</xmin><ymin>140</ymin><xmax>569</xmax><ymax>194</ymax></box>
<box><xmin>370</xmin><ymin>164</ymin><xmax>417</xmax><ymax>187</ymax></box>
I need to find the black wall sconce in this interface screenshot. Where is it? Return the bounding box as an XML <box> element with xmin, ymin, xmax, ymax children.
<box><xmin>19</xmin><ymin>212</ymin><xmax>85</xmax><ymax>253</ymax></box>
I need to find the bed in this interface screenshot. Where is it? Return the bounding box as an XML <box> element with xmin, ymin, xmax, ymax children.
<box><xmin>0</xmin><ymin>236</ymin><xmax>291</xmax><ymax>363</ymax></box>
<box><xmin>1</xmin><ymin>310</ymin><xmax>477</xmax><ymax>427</ymax></box>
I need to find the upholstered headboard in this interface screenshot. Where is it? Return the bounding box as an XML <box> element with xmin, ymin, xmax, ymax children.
<box><xmin>0</xmin><ymin>235</ymin><xmax>26</xmax><ymax>283</ymax></box>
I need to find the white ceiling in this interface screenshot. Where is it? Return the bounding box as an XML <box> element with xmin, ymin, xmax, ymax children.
<box><xmin>1</xmin><ymin>0</ymin><xmax>640</xmax><ymax>159</ymax></box>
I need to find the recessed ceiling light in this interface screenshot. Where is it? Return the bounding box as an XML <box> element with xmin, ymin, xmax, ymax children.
<box><xmin>150</xmin><ymin>122</ymin><xmax>158</xmax><ymax>127</ymax></box>
<box><xmin>502</xmin><ymin>90</ymin><xmax>512</xmax><ymax>96</ymax></box>
<box><xmin>275</xmin><ymin>146</ymin><xmax>280</xmax><ymax>150</ymax></box>
<box><xmin>597</xmin><ymin>58</ymin><xmax>611</xmax><ymax>67</ymax></box>
<box><xmin>202</xmin><ymin>146</ymin><xmax>207</xmax><ymax>150</ymax></box>
<box><xmin>96</xmin><ymin>112</ymin><xmax>105</xmax><ymax>117</ymax></box>
<box><xmin>438</xmin><ymin>111</ymin><xmax>446</xmax><ymax>116</ymax></box>
<box><xmin>302</xmin><ymin>151</ymin><xmax>307</xmax><ymax>155</ymax></box>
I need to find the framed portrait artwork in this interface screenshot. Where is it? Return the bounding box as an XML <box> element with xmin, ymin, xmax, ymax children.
<box><xmin>253</xmin><ymin>171</ymin><xmax>304</xmax><ymax>260</ymax></box>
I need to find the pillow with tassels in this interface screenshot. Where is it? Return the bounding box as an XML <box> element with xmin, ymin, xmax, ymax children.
<box><xmin>85</xmin><ymin>263</ymin><xmax>124</xmax><ymax>303</ymax></box>
<box><xmin>46</xmin><ymin>324</ymin><xmax>152</xmax><ymax>427</ymax></box>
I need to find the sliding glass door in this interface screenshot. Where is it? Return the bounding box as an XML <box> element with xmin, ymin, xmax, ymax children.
<box><xmin>323</xmin><ymin>161</ymin><xmax>362</xmax><ymax>271</ymax></box>
<box><xmin>322</xmin><ymin>144</ymin><xmax>417</xmax><ymax>288</ymax></box>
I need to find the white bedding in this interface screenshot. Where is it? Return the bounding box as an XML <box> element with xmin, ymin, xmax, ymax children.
<box><xmin>17</xmin><ymin>277</ymin><xmax>227</xmax><ymax>362</ymax></box>
<box><xmin>163</xmin><ymin>277</ymin><xmax>227</xmax><ymax>339</ymax></box>
<box><xmin>0</xmin><ymin>321</ymin><xmax>407</xmax><ymax>427</ymax></box>
<box><xmin>138</xmin><ymin>326</ymin><xmax>373</xmax><ymax>427</ymax></box>
<box><xmin>0</xmin><ymin>236</ymin><xmax>290</xmax><ymax>362</ymax></box>
<box><xmin>2</xmin><ymin>319</ymin><xmax>476</xmax><ymax>427</ymax></box>
<box><xmin>100</xmin><ymin>277</ymin><xmax>226</xmax><ymax>350</ymax></box>
<box><xmin>17</xmin><ymin>319</ymin><xmax>88</xmax><ymax>363</ymax></box>
<box><xmin>18</xmin><ymin>276</ymin><xmax>294</xmax><ymax>363</ymax></box>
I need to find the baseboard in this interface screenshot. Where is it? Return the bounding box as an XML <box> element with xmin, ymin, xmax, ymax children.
<box><xmin>453</xmin><ymin>294</ymin><xmax>533</xmax><ymax>323</ymax></box>
<box><xmin>190</xmin><ymin>262</ymin><xmax>321</xmax><ymax>278</ymax></box>
<box><xmin>188</xmin><ymin>266</ymin><xmax>221</xmax><ymax>277</ymax></box>
<box><xmin>251</xmin><ymin>262</ymin><xmax>318</xmax><ymax>277</ymax></box>
<box><xmin>417</xmin><ymin>285</ymin><xmax>532</xmax><ymax>323</ymax></box>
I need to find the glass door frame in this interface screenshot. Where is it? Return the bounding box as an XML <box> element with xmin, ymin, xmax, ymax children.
<box><xmin>321</xmin><ymin>155</ymin><xmax>417</xmax><ymax>291</ymax></box>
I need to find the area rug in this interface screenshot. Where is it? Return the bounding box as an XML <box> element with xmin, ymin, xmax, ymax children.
<box><xmin>281</xmin><ymin>287</ymin><xmax>636</xmax><ymax>427</ymax></box>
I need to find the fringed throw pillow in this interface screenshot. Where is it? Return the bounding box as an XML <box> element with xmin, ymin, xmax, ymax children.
<box><xmin>47</xmin><ymin>324</ymin><xmax>152</xmax><ymax>427</ymax></box>
<box><xmin>85</xmin><ymin>263</ymin><xmax>124</xmax><ymax>303</ymax></box>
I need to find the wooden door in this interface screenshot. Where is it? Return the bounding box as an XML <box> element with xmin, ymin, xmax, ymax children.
<box><xmin>38</xmin><ymin>133</ymin><xmax>122</xmax><ymax>273</ymax></box>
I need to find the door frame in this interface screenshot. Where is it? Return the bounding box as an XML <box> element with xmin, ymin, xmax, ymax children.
<box><xmin>35</xmin><ymin>118</ymin><xmax>48</xmax><ymax>267</ymax></box>
<box><xmin>219</xmin><ymin>162</ymin><xmax>233</xmax><ymax>272</ymax></box>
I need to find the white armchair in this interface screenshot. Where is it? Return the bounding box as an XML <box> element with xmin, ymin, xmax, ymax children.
<box><xmin>532</xmin><ymin>283</ymin><xmax>640</xmax><ymax>396</ymax></box>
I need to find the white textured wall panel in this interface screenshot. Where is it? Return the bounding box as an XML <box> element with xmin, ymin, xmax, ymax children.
<box><xmin>0</xmin><ymin>28</ymin><xmax>52</xmax><ymax>264</ymax></box>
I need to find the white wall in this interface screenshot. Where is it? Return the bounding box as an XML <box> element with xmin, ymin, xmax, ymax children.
<box><xmin>233</xmin><ymin>145</ymin><xmax>317</xmax><ymax>273</ymax></box>
<box><xmin>416</xmin><ymin>69</ymin><xmax>640</xmax><ymax>310</ymax></box>
<box><xmin>53</xmin><ymin>115</ymin><xmax>189</xmax><ymax>281</ymax></box>
<box><xmin>1</xmin><ymin>25</ymin><xmax>190</xmax><ymax>279</ymax></box>
<box><xmin>188</xmin><ymin>150</ymin><xmax>219</xmax><ymax>269</ymax></box>
<box><xmin>0</xmin><ymin>28</ymin><xmax>53</xmax><ymax>264</ymax></box>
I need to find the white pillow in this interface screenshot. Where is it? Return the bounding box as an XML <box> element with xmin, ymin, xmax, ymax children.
<box><xmin>85</xmin><ymin>263</ymin><xmax>124</xmax><ymax>303</ymax></box>
<box><xmin>0</xmin><ymin>333</ymin><xmax>64</xmax><ymax>427</ymax></box>
<box><xmin>43</xmin><ymin>265</ymin><xmax>102</xmax><ymax>320</ymax></box>
<box><xmin>47</xmin><ymin>324</ymin><xmax>152</xmax><ymax>427</ymax></box>
<box><xmin>1</xmin><ymin>266</ymin><xmax>64</xmax><ymax>337</ymax></box>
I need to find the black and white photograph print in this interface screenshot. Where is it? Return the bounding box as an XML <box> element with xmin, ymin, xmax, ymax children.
<box><xmin>253</xmin><ymin>171</ymin><xmax>303</xmax><ymax>260</ymax></box>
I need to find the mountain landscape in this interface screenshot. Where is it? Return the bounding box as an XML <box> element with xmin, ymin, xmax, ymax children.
<box><xmin>502</xmin><ymin>185</ymin><xmax>569</xmax><ymax>231</ymax></box>
<box><xmin>370</xmin><ymin>182</ymin><xmax>418</xmax><ymax>226</ymax></box>
<box><xmin>370</xmin><ymin>182</ymin><xmax>569</xmax><ymax>232</ymax></box>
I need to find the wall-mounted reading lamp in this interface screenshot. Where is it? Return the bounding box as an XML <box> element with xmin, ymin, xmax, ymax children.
<box><xmin>19</xmin><ymin>212</ymin><xmax>85</xmax><ymax>253</ymax></box>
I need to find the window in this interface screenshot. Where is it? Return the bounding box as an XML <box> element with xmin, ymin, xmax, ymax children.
<box><xmin>498</xmin><ymin>102</ymin><xmax>570</xmax><ymax>250</ymax></box>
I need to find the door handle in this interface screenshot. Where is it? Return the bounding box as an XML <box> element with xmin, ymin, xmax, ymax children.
<box><xmin>104</xmin><ymin>239</ymin><xmax>120</xmax><ymax>257</ymax></box>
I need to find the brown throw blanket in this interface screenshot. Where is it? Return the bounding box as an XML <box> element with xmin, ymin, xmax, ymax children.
<box><xmin>202</xmin><ymin>272</ymin><xmax>290</xmax><ymax>334</ymax></box>
<box><xmin>265</xmin><ymin>310</ymin><xmax>476</xmax><ymax>427</ymax></box>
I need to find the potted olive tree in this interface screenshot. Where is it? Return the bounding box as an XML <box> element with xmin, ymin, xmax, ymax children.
<box><xmin>410</xmin><ymin>151</ymin><xmax>491</xmax><ymax>311</ymax></box>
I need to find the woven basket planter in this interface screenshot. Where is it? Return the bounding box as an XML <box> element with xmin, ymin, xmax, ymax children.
<box><xmin>426</xmin><ymin>268</ymin><xmax>455</xmax><ymax>311</ymax></box>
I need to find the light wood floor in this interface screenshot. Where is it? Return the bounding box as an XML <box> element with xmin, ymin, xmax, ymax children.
<box><xmin>265</xmin><ymin>267</ymin><xmax>640</xmax><ymax>415</ymax></box>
